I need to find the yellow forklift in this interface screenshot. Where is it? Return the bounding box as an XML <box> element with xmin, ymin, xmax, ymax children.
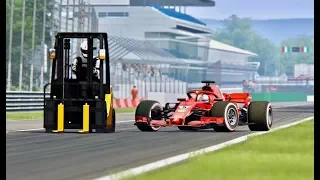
<box><xmin>43</xmin><ymin>32</ymin><xmax>115</xmax><ymax>133</ymax></box>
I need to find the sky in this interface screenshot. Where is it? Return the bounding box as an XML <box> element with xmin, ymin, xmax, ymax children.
<box><xmin>186</xmin><ymin>0</ymin><xmax>314</xmax><ymax>20</ymax></box>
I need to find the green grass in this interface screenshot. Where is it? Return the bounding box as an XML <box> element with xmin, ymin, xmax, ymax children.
<box><xmin>125</xmin><ymin>119</ymin><xmax>314</xmax><ymax>180</ymax></box>
<box><xmin>6</xmin><ymin>107</ymin><xmax>136</xmax><ymax>120</ymax></box>
<box><xmin>115</xmin><ymin>107</ymin><xmax>136</xmax><ymax>114</ymax></box>
<box><xmin>6</xmin><ymin>112</ymin><xmax>44</xmax><ymax>120</ymax></box>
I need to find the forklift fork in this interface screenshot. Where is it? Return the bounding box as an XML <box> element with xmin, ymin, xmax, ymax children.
<box><xmin>79</xmin><ymin>103</ymin><xmax>90</xmax><ymax>133</ymax></box>
<box><xmin>52</xmin><ymin>103</ymin><xmax>65</xmax><ymax>133</ymax></box>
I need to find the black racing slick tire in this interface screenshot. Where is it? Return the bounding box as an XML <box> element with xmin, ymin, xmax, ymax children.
<box><xmin>248</xmin><ymin>101</ymin><xmax>273</xmax><ymax>131</ymax></box>
<box><xmin>135</xmin><ymin>100</ymin><xmax>162</xmax><ymax>132</ymax></box>
<box><xmin>210</xmin><ymin>102</ymin><xmax>239</xmax><ymax>132</ymax></box>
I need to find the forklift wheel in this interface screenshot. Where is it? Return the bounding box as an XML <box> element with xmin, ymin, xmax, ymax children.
<box><xmin>45</xmin><ymin>128</ymin><xmax>53</xmax><ymax>133</ymax></box>
<box><xmin>96</xmin><ymin>128</ymin><xmax>105</xmax><ymax>133</ymax></box>
<box><xmin>105</xmin><ymin>109</ymin><xmax>116</xmax><ymax>133</ymax></box>
<box><xmin>96</xmin><ymin>109</ymin><xmax>116</xmax><ymax>133</ymax></box>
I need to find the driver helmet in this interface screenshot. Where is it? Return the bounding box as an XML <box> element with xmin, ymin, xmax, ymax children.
<box><xmin>197</xmin><ymin>94</ymin><xmax>209</xmax><ymax>102</ymax></box>
<box><xmin>80</xmin><ymin>40</ymin><xmax>88</xmax><ymax>58</ymax></box>
<box><xmin>80</xmin><ymin>40</ymin><xmax>97</xmax><ymax>58</ymax></box>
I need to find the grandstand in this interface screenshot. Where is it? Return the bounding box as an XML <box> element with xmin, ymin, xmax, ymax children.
<box><xmin>107</xmin><ymin>36</ymin><xmax>201</xmax><ymax>98</ymax></box>
<box><xmin>91</xmin><ymin>1</ymin><xmax>260</xmax><ymax>98</ymax></box>
<box><xmin>95</xmin><ymin>5</ymin><xmax>213</xmax><ymax>38</ymax></box>
<box><xmin>90</xmin><ymin>0</ymin><xmax>215</xmax><ymax>7</ymax></box>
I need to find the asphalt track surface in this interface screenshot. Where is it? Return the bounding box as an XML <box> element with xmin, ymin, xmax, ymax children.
<box><xmin>6</xmin><ymin>104</ymin><xmax>314</xmax><ymax>180</ymax></box>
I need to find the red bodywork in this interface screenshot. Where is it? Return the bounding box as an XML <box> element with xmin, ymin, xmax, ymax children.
<box><xmin>135</xmin><ymin>85</ymin><xmax>252</xmax><ymax>128</ymax></box>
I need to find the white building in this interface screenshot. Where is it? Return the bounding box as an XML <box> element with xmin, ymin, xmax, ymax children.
<box><xmin>54</xmin><ymin>0</ymin><xmax>259</xmax><ymax>97</ymax></box>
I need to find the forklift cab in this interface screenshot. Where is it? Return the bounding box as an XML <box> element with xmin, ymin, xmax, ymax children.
<box><xmin>43</xmin><ymin>32</ymin><xmax>115</xmax><ymax>133</ymax></box>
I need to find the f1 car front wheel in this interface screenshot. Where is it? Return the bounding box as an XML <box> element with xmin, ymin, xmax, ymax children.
<box><xmin>135</xmin><ymin>100</ymin><xmax>162</xmax><ymax>132</ymax></box>
<box><xmin>210</xmin><ymin>102</ymin><xmax>239</xmax><ymax>132</ymax></box>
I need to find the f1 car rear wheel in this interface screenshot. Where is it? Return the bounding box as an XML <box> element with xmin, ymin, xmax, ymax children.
<box><xmin>210</xmin><ymin>102</ymin><xmax>239</xmax><ymax>132</ymax></box>
<box><xmin>135</xmin><ymin>100</ymin><xmax>162</xmax><ymax>132</ymax></box>
<box><xmin>247</xmin><ymin>101</ymin><xmax>273</xmax><ymax>131</ymax></box>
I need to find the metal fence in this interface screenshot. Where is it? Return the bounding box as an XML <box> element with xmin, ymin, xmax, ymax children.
<box><xmin>6</xmin><ymin>91</ymin><xmax>49</xmax><ymax>112</ymax></box>
<box><xmin>6</xmin><ymin>87</ymin><xmax>240</xmax><ymax>112</ymax></box>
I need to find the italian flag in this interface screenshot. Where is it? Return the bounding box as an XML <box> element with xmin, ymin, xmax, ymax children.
<box><xmin>282</xmin><ymin>46</ymin><xmax>290</xmax><ymax>52</ymax></box>
<box><xmin>301</xmin><ymin>46</ymin><xmax>309</xmax><ymax>52</ymax></box>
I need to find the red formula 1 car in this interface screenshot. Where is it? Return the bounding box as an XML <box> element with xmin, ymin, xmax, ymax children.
<box><xmin>134</xmin><ymin>81</ymin><xmax>273</xmax><ymax>132</ymax></box>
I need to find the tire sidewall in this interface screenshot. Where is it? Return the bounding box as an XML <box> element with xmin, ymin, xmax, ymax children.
<box><xmin>224</xmin><ymin>103</ymin><xmax>239</xmax><ymax>131</ymax></box>
<box><xmin>149</xmin><ymin>103</ymin><xmax>162</xmax><ymax>131</ymax></box>
<box><xmin>265</xmin><ymin>103</ymin><xmax>273</xmax><ymax>130</ymax></box>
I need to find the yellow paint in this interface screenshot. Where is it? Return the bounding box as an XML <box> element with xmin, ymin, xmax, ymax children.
<box><xmin>53</xmin><ymin>103</ymin><xmax>64</xmax><ymax>133</ymax></box>
<box><xmin>105</xmin><ymin>86</ymin><xmax>113</xmax><ymax>127</ymax></box>
<box><xmin>79</xmin><ymin>103</ymin><xmax>90</xmax><ymax>133</ymax></box>
<box><xmin>177</xmin><ymin>109</ymin><xmax>186</xmax><ymax>113</ymax></box>
<box><xmin>49</xmin><ymin>49</ymin><xmax>56</xmax><ymax>59</ymax></box>
<box><xmin>49</xmin><ymin>55</ymin><xmax>55</xmax><ymax>59</ymax></box>
<box><xmin>99</xmin><ymin>55</ymin><xmax>105</xmax><ymax>60</ymax></box>
<box><xmin>98</xmin><ymin>49</ymin><xmax>106</xmax><ymax>60</ymax></box>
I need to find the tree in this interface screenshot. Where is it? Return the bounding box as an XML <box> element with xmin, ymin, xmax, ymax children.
<box><xmin>279</xmin><ymin>36</ymin><xmax>314</xmax><ymax>76</ymax></box>
<box><xmin>212</xmin><ymin>15</ymin><xmax>280</xmax><ymax>76</ymax></box>
<box><xmin>6</xmin><ymin>0</ymin><xmax>56</xmax><ymax>89</ymax></box>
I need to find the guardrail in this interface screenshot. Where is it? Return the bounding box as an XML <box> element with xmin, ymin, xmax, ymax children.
<box><xmin>4</xmin><ymin>88</ymin><xmax>244</xmax><ymax>112</ymax></box>
<box><xmin>9</xmin><ymin>90</ymin><xmax>313</xmax><ymax>112</ymax></box>
<box><xmin>6</xmin><ymin>91</ymin><xmax>49</xmax><ymax>112</ymax></box>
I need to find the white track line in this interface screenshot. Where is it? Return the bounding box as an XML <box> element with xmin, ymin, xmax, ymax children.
<box><xmin>6</xmin><ymin>128</ymin><xmax>44</xmax><ymax>134</ymax></box>
<box><xmin>93</xmin><ymin>116</ymin><xmax>314</xmax><ymax>180</ymax></box>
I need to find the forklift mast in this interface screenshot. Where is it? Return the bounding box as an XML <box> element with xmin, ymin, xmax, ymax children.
<box><xmin>48</xmin><ymin>32</ymin><xmax>111</xmax><ymax>100</ymax></box>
